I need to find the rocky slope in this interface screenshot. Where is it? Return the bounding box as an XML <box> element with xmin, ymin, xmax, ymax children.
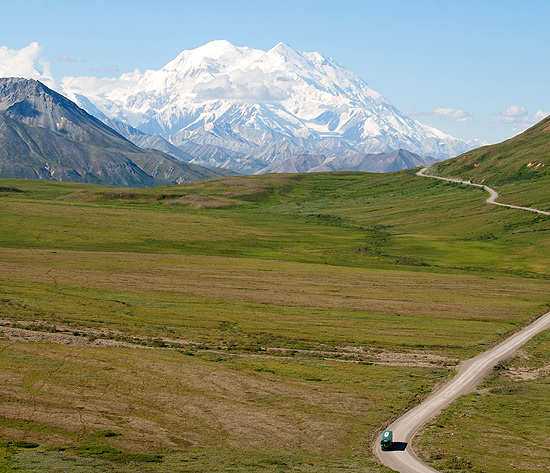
<box><xmin>258</xmin><ymin>149</ymin><xmax>436</xmax><ymax>174</ymax></box>
<box><xmin>0</xmin><ymin>78</ymin><xmax>234</xmax><ymax>186</ymax></box>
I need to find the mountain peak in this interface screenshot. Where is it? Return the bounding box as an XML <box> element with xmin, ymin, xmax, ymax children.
<box><xmin>271</xmin><ymin>41</ymin><xmax>296</xmax><ymax>52</ymax></box>
<box><xmin>0</xmin><ymin>76</ymin><xmax>46</xmax><ymax>97</ymax></box>
<box><xmin>265</xmin><ymin>42</ymin><xmax>303</xmax><ymax>61</ymax></box>
<box><xmin>61</xmin><ymin>41</ymin><xmax>479</xmax><ymax>173</ymax></box>
<box><xmin>164</xmin><ymin>40</ymin><xmax>263</xmax><ymax>79</ymax></box>
<box><xmin>0</xmin><ymin>76</ymin><xmax>81</xmax><ymax>117</ymax></box>
<box><xmin>194</xmin><ymin>39</ymin><xmax>239</xmax><ymax>57</ymax></box>
<box><xmin>180</xmin><ymin>40</ymin><xmax>266</xmax><ymax>64</ymax></box>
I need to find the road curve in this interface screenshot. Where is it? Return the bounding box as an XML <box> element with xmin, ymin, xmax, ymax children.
<box><xmin>416</xmin><ymin>166</ymin><xmax>550</xmax><ymax>216</ymax></box>
<box><xmin>375</xmin><ymin>167</ymin><xmax>550</xmax><ymax>472</ymax></box>
<box><xmin>375</xmin><ymin>310</ymin><xmax>550</xmax><ymax>473</ymax></box>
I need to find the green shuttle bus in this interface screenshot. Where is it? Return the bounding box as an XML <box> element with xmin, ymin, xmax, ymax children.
<box><xmin>381</xmin><ymin>430</ymin><xmax>393</xmax><ymax>451</ymax></box>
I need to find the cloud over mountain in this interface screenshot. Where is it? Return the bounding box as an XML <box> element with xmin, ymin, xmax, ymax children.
<box><xmin>0</xmin><ymin>42</ymin><xmax>54</xmax><ymax>88</ymax></box>
<box><xmin>192</xmin><ymin>69</ymin><xmax>290</xmax><ymax>101</ymax></box>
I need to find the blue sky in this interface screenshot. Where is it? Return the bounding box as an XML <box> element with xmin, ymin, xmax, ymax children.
<box><xmin>1</xmin><ymin>0</ymin><xmax>548</xmax><ymax>144</ymax></box>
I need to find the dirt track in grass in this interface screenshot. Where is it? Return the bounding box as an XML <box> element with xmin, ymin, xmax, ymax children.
<box><xmin>0</xmin><ymin>320</ymin><xmax>456</xmax><ymax>368</ymax></box>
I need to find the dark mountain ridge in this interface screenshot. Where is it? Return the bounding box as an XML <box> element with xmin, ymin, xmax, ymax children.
<box><xmin>0</xmin><ymin>78</ymin><xmax>234</xmax><ymax>187</ymax></box>
<box><xmin>257</xmin><ymin>149</ymin><xmax>436</xmax><ymax>174</ymax></box>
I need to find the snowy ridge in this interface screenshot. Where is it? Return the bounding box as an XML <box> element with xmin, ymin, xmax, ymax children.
<box><xmin>61</xmin><ymin>40</ymin><xmax>479</xmax><ymax>173</ymax></box>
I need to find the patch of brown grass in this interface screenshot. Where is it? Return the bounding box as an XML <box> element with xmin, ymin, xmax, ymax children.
<box><xmin>56</xmin><ymin>189</ymin><xmax>99</xmax><ymax>202</ymax></box>
<box><xmin>164</xmin><ymin>194</ymin><xmax>236</xmax><ymax>208</ymax></box>
<box><xmin>0</xmin><ymin>342</ymin><xmax>402</xmax><ymax>455</ymax></box>
<box><xmin>0</xmin><ymin>320</ymin><xmax>458</xmax><ymax>368</ymax></box>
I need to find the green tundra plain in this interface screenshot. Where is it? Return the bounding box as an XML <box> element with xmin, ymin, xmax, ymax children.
<box><xmin>1</xmin><ymin>163</ymin><xmax>549</xmax><ymax>472</ymax></box>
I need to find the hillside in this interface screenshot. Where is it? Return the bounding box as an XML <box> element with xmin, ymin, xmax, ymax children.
<box><xmin>431</xmin><ymin>114</ymin><xmax>550</xmax><ymax>208</ymax></box>
<box><xmin>433</xmin><ymin>114</ymin><xmax>550</xmax><ymax>184</ymax></box>
<box><xmin>0</xmin><ymin>78</ymin><xmax>234</xmax><ymax>186</ymax></box>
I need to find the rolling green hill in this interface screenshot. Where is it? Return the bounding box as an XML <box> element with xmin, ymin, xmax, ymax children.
<box><xmin>431</xmin><ymin>114</ymin><xmax>550</xmax><ymax>209</ymax></box>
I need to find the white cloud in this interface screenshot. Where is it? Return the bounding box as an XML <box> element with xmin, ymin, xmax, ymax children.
<box><xmin>494</xmin><ymin>105</ymin><xmax>549</xmax><ymax>129</ymax></box>
<box><xmin>426</xmin><ymin>107</ymin><xmax>473</xmax><ymax>123</ymax></box>
<box><xmin>58</xmin><ymin>54</ymin><xmax>77</xmax><ymax>63</ymax></box>
<box><xmin>0</xmin><ymin>42</ymin><xmax>55</xmax><ymax>88</ymax></box>
<box><xmin>61</xmin><ymin>69</ymin><xmax>141</xmax><ymax>95</ymax></box>
<box><xmin>495</xmin><ymin>105</ymin><xmax>528</xmax><ymax>123</ymax></box>
<box><xmin>192</xmin><ymin>68</ymin><xmax>290</xmax><ymax>102</ymax></box>
<box><xmin>106</xmin><ymin>64</ymin><xmax>120</xmax><ymax>73</ymax></box>
<box><xmin>193</xmin><ymin>77</ymin><xmax>274</xmax><ymax>101</ymax></box>
<box><xmin>531</xmin><ymin>109</ymin><xmax>548</xmax><ymax>122</ymax></box>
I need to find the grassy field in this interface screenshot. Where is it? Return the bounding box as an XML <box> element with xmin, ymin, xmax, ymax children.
<box><xmin>0</xmin><ymin>340</ymin><xmax>436</xmax><ymax>473</ymax></box>
<box><xmin>1</xmin><ymin>169</ymin><xmax>549</xmax><ymax>472</ymax></box>
<box><xmin>2</xmin><ymin>171</ymin><xmax>549</xmax><ymax>275</ymax></box>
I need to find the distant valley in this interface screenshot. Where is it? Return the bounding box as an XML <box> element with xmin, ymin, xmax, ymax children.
<box><xmin>1</xmin><ymin>77</ymin><xmax>549</xmax><ymax>472</ymax></box>
<box><xmin>0</xmin><ymin>117</ymin><xmax>548</xmax><ymax>472</ymax></box>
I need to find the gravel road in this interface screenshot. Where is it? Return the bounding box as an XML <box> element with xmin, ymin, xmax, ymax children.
<box><xmin>416</xmin><ymin>167</ymin><xmax>550</xmax><ymax>216</ymax></box>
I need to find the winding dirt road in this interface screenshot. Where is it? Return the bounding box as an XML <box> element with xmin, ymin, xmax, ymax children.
<box><xmin>416</xmin><ymin>166</ymin><xmax>550</xmax><ymax>216</ymax></box>
<box><xmin>375</xmin><ymin>167</ymin><xmax>550</xmax><ymax>472</ymax></box>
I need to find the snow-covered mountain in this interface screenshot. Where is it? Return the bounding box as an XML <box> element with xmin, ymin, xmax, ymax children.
<box><xmin>61</xmin><ymin>40</ymin><xmax>481</xmax><ymax>173</ymax></box>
